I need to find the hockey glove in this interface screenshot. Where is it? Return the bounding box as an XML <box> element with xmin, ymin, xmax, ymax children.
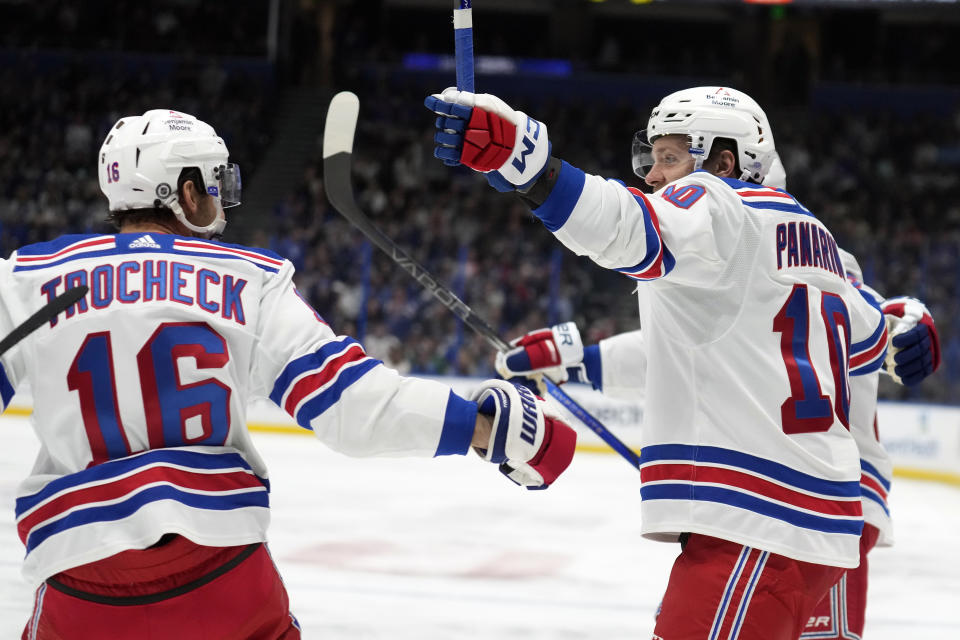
<box><xmin>472</xmin><ymin>379</ymin><xmax>577</xmax><ymax>489</ymax></box>
<box><xmin>495</xmin><ymin>322</ymin><xmax>585</xmax><ymax>385</ymax></box>
<box><xmin>424</xmin><ymin>88</ymin><xmax>551</xmax><ymax>192</ymax></box>
<box><xmin>881</xmin><ymin>296</ymin><xmax>941</xmax><ymax>386</ymax></box>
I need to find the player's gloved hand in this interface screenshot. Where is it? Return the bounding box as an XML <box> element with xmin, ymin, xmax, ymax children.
<box><xmin>495</xmin><ymin>322</ymin><xmax>584</xmax><ymax>385</ymax></box>
<box><xmin>471</xmin><ymin>379</ymin><xmax>577</xmax><ymax>489</ymax></box>
<box><xmin>424</xmin><ymin>88</ymin><xmax>551</xmax><ymax>192</ymax></box>
<box><xmin>880</xmin><ymin>296</ymin><xmax>941</xmax><ymax>386</ymax></box>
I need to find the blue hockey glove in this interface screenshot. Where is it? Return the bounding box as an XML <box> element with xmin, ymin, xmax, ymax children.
<box><xmin>424</xmin><ymin>88</ymin><xmax>551</xmax><ymax>192</ymax></box>
<box><xmin>881</xmin><ymin>297</ymin><xmax>941</xmax><ymax>386</ymax></box>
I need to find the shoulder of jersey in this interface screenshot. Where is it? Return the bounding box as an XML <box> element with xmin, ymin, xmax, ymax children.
<box><xmin>14</xmin><ymin>233</ymin><xmax>287</xmax><ymax>274</ymax></box>
<box><xmin>672</xmin><ymin>172</ymin><xmax>815</xmax><ymax>218</ymax></box>
<box><xmin>165</xmin><ymin>236</ymin><xmax>287</xmax><ymax>273</ymax></box>
<box><xmin>14</xmin><ymin>234</ymin><xmax>114</xmax><ymax>271</ymax></box>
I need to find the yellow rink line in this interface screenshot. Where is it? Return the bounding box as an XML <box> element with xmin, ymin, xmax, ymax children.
<box><xmin>6</xmin><ymin>408</ymin><xmax>960</xmax><ymax>487</ymax></box>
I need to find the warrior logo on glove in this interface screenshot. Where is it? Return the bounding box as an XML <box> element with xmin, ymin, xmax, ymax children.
<box><xmin>471</xmin><ymin>380</ymin><xmax>577</xmax><ymax>489</ymax></box>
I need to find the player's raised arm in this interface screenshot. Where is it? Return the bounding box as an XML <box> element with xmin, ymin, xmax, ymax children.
<box><xmin>430</xmin><ymin>85</ymin><xmax>888</xmax><ymax>639</ymax></box>
<box><xmin>425</xmin><ymin>89</ymin><xmax>751</xmax><ymax>287</ymax></box>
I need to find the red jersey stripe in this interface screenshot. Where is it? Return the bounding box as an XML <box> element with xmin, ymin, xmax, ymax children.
<box><xmin>283</xmin><ymin>343</ymin><xmax>368</xmax><ymax>416</ymax></box>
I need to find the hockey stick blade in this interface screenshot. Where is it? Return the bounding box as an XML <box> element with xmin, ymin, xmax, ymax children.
<box><xmin>324</xmin><ymin>92</ymin><xmax>502</xmax><ymax>345</ymax></box>
<box><xmin>0</xmin><ymin>285</ymin><xmax>89</xmax><ymax>358</ymax></box>
<box><xmin>322</xmin><ymin>92</ymin><xmax>641</xmax><ymax>469</ymax></box>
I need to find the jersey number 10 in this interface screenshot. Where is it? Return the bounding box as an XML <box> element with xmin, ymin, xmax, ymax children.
<box><xmin>774</xmin><ymin>284</ymin><xmax>851</xmax><ymax>435</ymax></box>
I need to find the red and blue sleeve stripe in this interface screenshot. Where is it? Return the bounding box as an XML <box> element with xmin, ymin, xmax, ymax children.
<box><xmin>859</xmin><ymin>458</ymin><xmax>891</xmax><ymax>517</ymax></box>
<box><xmin>849</xmin><ymin>314</ymin><xmax>887</xmax><ymax>376</ymax></box>
<box><xmin>269</xmin><ymin>337</ymin><xmax>379</xmax><ymax>429</ymax></box>
<box><xmin>614</xmin><ymin>187</ymin><xmax>675</xmax><ymax>280</ymax></box>
<box><xmin>530</xmin><ymin>162</ymin><xmax>674</xmax><ymax>280</ymax></box>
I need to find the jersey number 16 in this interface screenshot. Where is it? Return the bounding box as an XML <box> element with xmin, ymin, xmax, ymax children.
<box><xmin>67</xmin><ymin>322</ymin><xmax>231</xmax><ymax>465</ymax></box>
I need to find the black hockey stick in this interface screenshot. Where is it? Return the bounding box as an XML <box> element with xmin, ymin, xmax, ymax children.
<box><xmin>322</xmin><ymin>91</ymin><xmax>641</xmax><ymax>470</ymax></box>
<box><xmin>0</xmin><ymin>285</ymin><xmax>89</xmax><ymax>358</ymax></box>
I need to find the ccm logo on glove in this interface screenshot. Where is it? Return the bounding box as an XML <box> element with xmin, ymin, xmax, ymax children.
<box><xmin>512</xmin><ymin>117</ymin><xmax>542</xmax><ymax>173</ymax></box>
<box><xmin>425</xmin><ymin>88</ymin><xmax>551</xmax><ymax>192</ymax></box>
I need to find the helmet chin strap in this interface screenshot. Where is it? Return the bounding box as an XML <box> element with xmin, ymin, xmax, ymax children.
<box><xmin>168</xmin><ymin>198</ymin><xmax>227</xmax><ymax>239</ymax></box>
<box><xmin>687</xmin><ymin>131</ymin><xmax>707</xmax><ymax>172</ymax></box>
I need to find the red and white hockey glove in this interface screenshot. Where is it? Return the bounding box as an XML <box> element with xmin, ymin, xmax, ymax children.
<box><xmin>495</xmin><ymin>322</ymin><xmax>585</xmax><ymax>385</ymax></box>
<box><xmin>472</xmin><ymin>380</ymin><xmax>577</xmax><ymax>490</ymax></box>
<box><xmin>881</xmin><ymin>296</ymin><xmax>940</xmax><ymax>386</ymax></box>
<box><xmin>424</xmin><ymin>88</ymin><xmax>551</xmax><ymax>192</ymax></box>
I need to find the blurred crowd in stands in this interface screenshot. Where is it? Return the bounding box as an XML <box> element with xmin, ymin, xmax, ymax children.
<box><xmin>0</xmin><ymin>53</ymin><xmax>274</xmax><ymax>251</ymax></box>
<box><xmin>0</xmin><ymin>0</ymin><xmax>268</xmax><ymax>56</ymax></box>
<box><xmin>1</xmin><ymin>1</ymin><xmax>958</xmax><ymax>404</ymax></box>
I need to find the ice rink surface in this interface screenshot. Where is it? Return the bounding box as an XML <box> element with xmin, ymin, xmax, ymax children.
<box><xmin>2</xmin><ymin>415</ymin><xmax>959</xmax><ymax>639</ymax></box>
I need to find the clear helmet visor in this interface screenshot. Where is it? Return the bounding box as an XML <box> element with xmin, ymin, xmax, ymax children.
<box><xmin>631</xmin><ymin>130</ymin><xmax>708</xmax><ymax>180</ymax></box>
<box><xmin>631</xmin><ymin>130</ymin><xmax>653</xmax><ymax>179</ymax></box>
<box><xmin>209</xmin><ymin>163</ymin><xmax>241</xmax><ymax>208</ymax></box>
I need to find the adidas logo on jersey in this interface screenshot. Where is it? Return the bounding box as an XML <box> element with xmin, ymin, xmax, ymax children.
<box><xmin>128</xmin><ymin>234</ymin><xmax>161</xmax><ymax>249</ymax></box>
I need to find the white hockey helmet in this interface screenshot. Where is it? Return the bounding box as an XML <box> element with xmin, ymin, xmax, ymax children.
<box><xmin>99</xmin><ymin>109</ymin><xmax>241</xmax><ymax>238</ymax></box>
<box><xmin>632</xmin><ymin>86</ymin><xmax>777</xmax><ymax>183</ymax></box>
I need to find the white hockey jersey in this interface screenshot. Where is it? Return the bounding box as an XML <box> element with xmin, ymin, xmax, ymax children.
<box><xmin>0</xmin><ymin>233</ymin><xmax>478</xmax><ymax>586</ymax></box>
<box><xmin>532</xmin><ymin>165</ymin><xmax>887</xmax><ymax>568</ymax></box>
<box><xmin>596</xmin><ymin>261</ymin><xmax>895</xmax><ymax>547</ymax></box>
<box><xmin>837</xmin><ymin>249</ymin><xmax>894</xmax><ymax>546</ymax></box>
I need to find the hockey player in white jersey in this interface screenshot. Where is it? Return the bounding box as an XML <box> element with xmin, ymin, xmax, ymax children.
<box><xmin>764</xmin><ymin>160</ymin><xmax>941</xmax><ymax>638</ymax></box>
<box><xmin>426</xmin><ymin>86</ymin><xmax>890</xmax><ymax>639</ymax></box>
<box><xmin>2</xmin><ymin>109</ymin><xmax>577</xmax><ymax>640</ymax></box>
<box><xmin>495</xmin><ymin>237</ymin><xmax>941</xmax><ymax>638</ymax></box>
